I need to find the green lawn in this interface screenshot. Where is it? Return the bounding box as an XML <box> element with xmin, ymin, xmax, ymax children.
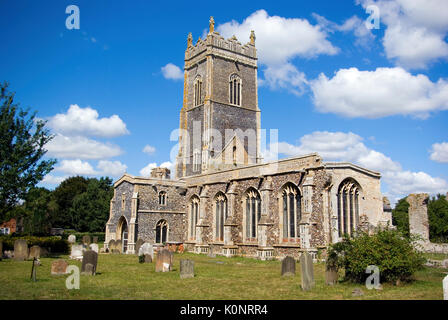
<box><xmin>0</xmin><ymin>252</ymin><xmax>446</xmax><ymax>300</ymax></box>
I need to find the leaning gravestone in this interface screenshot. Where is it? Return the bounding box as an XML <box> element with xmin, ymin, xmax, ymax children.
<box><xmin>13</xmin><ymin>239</ymin><xmax>29</xmax><ymax>261</ymax></box>
<box><xmin>180</xmin><ymin>259</ymin><xmax>194</xmax><ymax>279</ymax></box>
<box><xmin>51</xmin><ymin>259</ymin><xmax>69</xmax><ymax>275</ymax></box>
<box><xmin>281</xmin><ymin>256</ymin><xmax>296</xmax><ymax>276</ymax></box>
<box><xmin>82</xmin><ymin>235</ymin><xmax>91</xmax><ymax>246</ymax></box>
<box><xmin>155</xmin><ymin>249</ymin><xmax>173</xmax><ymax>272</ymax></box>
<box><xmin>70</xmin><ymin>244</ymin><xmax>84</xmax><ymax>260</ymax></box>
<box><xmin>29</xmin><ymin>246</ymin><xmax>41</xmax><ymax>259</ymax></box>
<box><xmin>81</xmin><ymin>250</ymin><xmax>98</xmax><ymax>275</ymax></box>
<box><xmin>135</xmin><ymin>239</ymin><xmax>145</xmax><ymax>255</ymax></box>
<box><xmin>89</xmin><ymin>243</ymin><xmax>99</xmax><ymax>253</ymax></box>
<box><xmin>300</xmin><ymin>252</ymin><xmax>314</xmax><ymax>291</ymax></box>
<box><xmin>68</xmin><ymin>235</ymin><xmax>76</xmax><ymax>244</ymax></box>
<box><xmin>325</xmin><ymin>265</ymin><xmax>338</xmax><ymax>285</ymax></box>
<box><xmin>138</xmin><ymin>243</ymin><xmax>154</xmax><ymax>259</ymax></box>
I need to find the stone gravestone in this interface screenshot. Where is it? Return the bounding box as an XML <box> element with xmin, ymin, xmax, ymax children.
<box><xmin>68</xmin><ymin>235</ymin><xmax>76</xmax><ymax>244</ymax></box>
<box><xmin>135</xmin><ymin>239</ymin><xmax>145</xmax><ymax>255</ymax></box>
<box><xmin>29</xmin><ymin>245</ymin><xmax>41</xmax><ymax>259</ymax></box>
<box><xmin>82</xmin><ymin>235</ymin><xmax>91</xmax><ymax>246</ymax></box>
<box><xmin>444</xmin><ymin>275</ymin><xmax>448</xmax><ymax>300</ymax></box>
<box><xmin>13</xmin><ymin>239</ymin><xmax>29</xmax><ymax>261</ymax></box>
<box><xmin>81</xmin><ymin>250</ymin><xmax>98</xmax><ymax>275</ymax></box>
<box><xmin>180</xmin><ymin>259</ymin><xmax>194</xmax><ymax>279</ymax></box>
<box><xmin>89</xmin><ymin>243</ymin><xmax>99</xmax><ymax>253</ymax></box>
<box><xmin>300</xmin><ymin>252</ymin><xmax>315</xmax><ymax>291</ymax></box>
<box><xmin>144</xmin><ymin>254</ymin><xmax>152</xmax><ymax>263</ymax></box>
<box><xmin>325</xmin><ymin>265</ymin><xmax>338</xmax><ymax>285</ymax></box>
<box><xmin>70</xmin><ymin>244</ymin><xmax>84</xmax><ymax>260</ymax></box>
<box><xmin>281</xmin><ymin>256</ymin><xmax>296</xmax><ymax>276</ymax></box>
<box><xmin>155</xmin><ymin>249</ymin><xmax>173</xmax><ymax>272</ymax></box>
<box><xmin>92</xmin><ymin>236</ymin><xmax>98</xmax><ymax>244</ymax></box>
<box><xmin>108</xmin><ymin>240</ymin><xmax>115</xmax><ymax>253</ymax></box>
<box><xmin>138</xmin><ymin>243</ymin><xmax>154</xmax><ymax>259</ymax></box>
<box><xmin>208</xmin><ymin>246</ymin><xmax>216</xmax><ymax>258</ymax></box>
<box><xmin>51</xmin><ymin>259</ymin><xmax>69</xmax><ymax>275</ymax></box>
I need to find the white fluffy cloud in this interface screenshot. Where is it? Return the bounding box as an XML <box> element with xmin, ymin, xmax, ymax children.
<box><xmin>430</xmin><ymin>142</ymin><xmax>448</xmax><ymax>163</ymax></box>
<box><xmin>55</xmin><ymin>160</ymin><xmax>97</xmax><ymax>175</ymax></box>
<box><xmin>217</xmin><ymin>10</ymin><xmax>338</xmax><ymax>94</ymax></box>
<box><xmin>262</xmin><ymin>131</ymin><xmax>447</xmax><ymax>201</ymax></box>
<box><xmin>358</xmin><ymin>0</ymin><xmax>448</xmax><ymax>69</ymax></box>
<box><xmin>310</xmin><ymin>67</ymin><xmax>448</xmax><ymax>118</ymax></box>
<box><xmin>97</xmin><ymin>160</ymin><xmax>127</xmax><ymax>177</ymax></box>
<box><xmin>161</xmin><ymin>63</ymin><xmax>183</xmax><ymax>80</ymax></box>
<box><xmin>47</xmin><ymin>104</ymin><xmax>129</xmax><ymax>138</ymax></box>
<box><xmin>41</xmin><ymin>175</ymin><xmax>67</xmax><ymax>185</ymax></box>
<box><xmin>142</xmin><ymin>144</ymin><xmax>156</xmax><ymax>155</ymax></box>
<box><xmin>46</xmin><ymin>134</ymin><xmax>123</xmax><ymax>160</ymax></box>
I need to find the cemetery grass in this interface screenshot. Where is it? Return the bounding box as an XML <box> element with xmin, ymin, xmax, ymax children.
<box><xmin>0</xmin><ymin>252</ymin><xmax>446</xmax><ymax>300</ymax></box>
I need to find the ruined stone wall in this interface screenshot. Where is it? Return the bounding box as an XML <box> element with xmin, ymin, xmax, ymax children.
<box><xmin>407</xmin><ymin>193</ymin><xmax>430</xmax><ymax>242</ymax></box>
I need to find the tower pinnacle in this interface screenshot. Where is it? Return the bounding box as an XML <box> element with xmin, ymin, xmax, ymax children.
<box><xmin>209</xmin><ymin>16</ymin><xmax>215</xmax><ymax>33</ymax></box>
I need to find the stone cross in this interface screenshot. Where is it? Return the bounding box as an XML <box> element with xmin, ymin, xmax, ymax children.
<box><xmin>155</xmin><ymin>249</ymin><xmax>173</xmax><ymax>272</ymax></box>
<box><xmin>180</xmin><ymin>259</ymin><xmax>194</xmax><ymax>279</ymax></box>
<box><xmin>300</xmin><ymin>252</ymin><xmax>315</xmax><ymax>291</ymax></box>
<box><xmin>68</xmin><ymin>235</ymin><xmax>76</xmax><ymax>244</ymax></box>
<box><xmin>281</xmin><ymin>256</ymin><xmax>296</xmax><ymax>276</ymax></box>
<box><xmin>444</xmin><ymin>275</ymin><xmax>448</xmax><ymax>300</ymax></box>
<box><xmin>13</xmin><ymin>239</ymin><xmax>29</xmax><ymax>261</ymax></box>
<box><xmin>51</xmin><ymin>259</ymin><xmax>69</xmax><ymax>275</ymax></box>
<box><xmin>81</xmin><ymin>250</ymin><xmax>98</xmax><ymax>275</ymax></box>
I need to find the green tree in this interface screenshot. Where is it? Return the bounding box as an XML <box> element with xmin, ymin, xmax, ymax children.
<box><xmin>392</xmin><ymin>197</ymin><xmax>410</xmax><ymax>237</ymax></box>
<box><xmin>21</xmin><ymin>187</ymin><xmax>54</xmax><ymax>235</ymax></box>
<box><xmin>51</xmin><ymin>176</ymin><xmax>89</xmax><ymax>228</ymax></box>
<box><xmin>70</xmin><ymin>177</ymin><xmax>113</xmax><ymax>232</ymax></box>
<box><xmin>428</xmin><ymin>194</ymin><xmax>448</xmax><ymax>243</ymax></box>
<box><xmin>0</xmin><ymin>82</ymin><xmax>56</xmax><ymax>221</ymax></box>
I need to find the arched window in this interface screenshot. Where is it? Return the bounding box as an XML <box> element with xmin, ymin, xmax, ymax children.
<box><xmin>214</xmin><ymin>193</ymin><xmax>228</xmax><ymax>241</ymax></box>
<box><xmin>155</xmin><ymin>219</ymin><xmax>168</xmax><ymax>244</ymax></box>
<box><xmin>281</xmin><ymin>183</ymin><xmax>301</xmax><ymax>242</ymax></box>
<box><xmin>194</xmin><ymin>76</ymin><xmax>203</xmax><ymax>106</ymax></box>
<box><xmin>229</xmin><ymin>74</ymin><xmax>242</xmax><ymax>106</ymax></box>
<box><xmin>245</xmin><ymin>188</ymin><xmax>261</xmax><ymax>240</ymax></box>
<box><xmin>337</xmin><ymin>178</ymin><xmax>361</xmax><ymax>237</ymax></box>
<box><xmin>158</xmin><ymin>191</ymin><xmax>167</xmax><ymax>205</ymax></box>
<box><xmin>189</xmin><ymin>196</ymin><xmax>200</xmax><ymax>240</ymax></box>
<box><xmin>193</xmin><ymin>149</ymin><xmax>201</xmax><ymax>172</ymax></box>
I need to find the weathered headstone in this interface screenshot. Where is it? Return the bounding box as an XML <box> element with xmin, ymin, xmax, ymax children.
<box><xmin>443</xmin><ymin>275</ymin><xmax>448</xmax><ymax>300</ymax></box>
<box><xmin>81</xmin><ymin>250</ymin><xmax>98</xmax><ymax>275</ymax></box>
<box><xmin>29</xmin><ymin>245</ymin><xmax>41</xmax><ymax>259</ymax></box>
<box><xmin>89</xmin><ymin>243</ymin><xmax>99</xmax><ymax>253</ymax></box>
<box><xmin>115</xmin><ymin>239</ymin><xmax>122</xmax><ymax>253</ymax></box>
<box><xmin>92</xmin><ymin>236</ymin><xmax>98</xmax><ymax>244</ymax></box>
<box><xmin>180</xmin><ymin>259</ymin><xmax>194</xmax><ymax>279</ymax></box>
<box><xmin>82</xmin><ymin>235</ymin><xmax>91</xmax><ymax>246</ymax></box>
<box><xmin>83</xmin><ymin>263</ymin><xmax>96</xmax><ymax>276</ymax></box>
<box><xmin>135</xmin><ymin>239</ymin><xmax>145</xmax><ymax>255</ymax></box>
<box><xmin>144</xmin><ymin>254</ymin><xmax>152</xmax><ymax>263</ymax></box>
<box><xmin>138</xmin><ymin>243</ymin><xmax>154</xmax><ymax>259</ymax></box>
<box><xmin>108</xmin><ymin>240</ymin><xmax>115</xmax><ymax>252</ymax></box>
<box><xmin>70</xmin><ymin>244</ymin><xmax>84</xmax><ymax>260</ymax></box>
<box><xmin>155</xmin><ymin>249</ymin><xmax>173</xmax><ymax>272</ymax></box>
<box><xmin>51</xmin><ymin>259</ymin><xmax>69</xmax><ymax>275</ymax></box>
<box><xmin>68</xmin><ymin>235</ymin><xmax>76</xmax><ymax>244</ymax></box>
<box><xmin>13</xmin><ymin>239</ymin><xmax>29</xmax><ymax>261</ymax></box>
<box><xmin>300</xmin><ymin>252</ymin><xmax>314</xmax><ymax>291</ymax></box>
<box><xmin>281</xmin><ymin>256</ymin><xmax>296</xmax><ymax>276</ymax></box>
<box><xmin>325</xmin><ymin>265</ymin><xmax>338</xmax><ymax>285</ymax></box>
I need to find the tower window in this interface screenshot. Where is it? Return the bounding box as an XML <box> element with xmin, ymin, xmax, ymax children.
<box><xmin>194</xmin><ymin>76</ymin><xmax>203</xmax><ymax>106</ymax></box>
<box><xmin>229</xmin><ymin>74</ymin><xmax>241</xmax><ymax>106</ymax></box>
<box><xmin>193</xmin><ymin>149</ymin><xmax>201</xmax><ymax>172</ymax></box>
<box><xmin>158</xmin><ymin>191</ymin><xmax>167</xmax><ymax>205</ymax></box>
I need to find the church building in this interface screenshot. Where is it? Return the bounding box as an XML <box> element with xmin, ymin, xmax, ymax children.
<box><xmin>105</xmin><ymin>18</ymin><xmax>392</xmax><ymax>259</ymax></box>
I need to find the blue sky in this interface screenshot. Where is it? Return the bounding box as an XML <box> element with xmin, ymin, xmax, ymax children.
<box><xmin>1</xmin><ymin>0</ymin><xmax>447</xmax><ymax>204</ymax></box>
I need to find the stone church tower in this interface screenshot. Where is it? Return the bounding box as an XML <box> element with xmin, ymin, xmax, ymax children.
<box><xmin>176</xmin><ymin>17</ymin><xmax>262</xmax><ymax>178</ymax></box>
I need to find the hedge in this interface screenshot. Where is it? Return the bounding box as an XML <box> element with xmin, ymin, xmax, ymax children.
<box><xmin>0</xmin><ymin>236</ymin><xmax>70</xmax><ymax>254</ymax></box>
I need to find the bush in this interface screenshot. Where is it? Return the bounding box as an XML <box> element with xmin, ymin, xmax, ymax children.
<box><xmin>0</xmin><ymin>235</ymin><xmax>70</xmax><ymax>254</ymax></box>
<box><xmin>327</xmin><ymin>229</ymin><xmax>425</xmax><ymax>283</ymax></box>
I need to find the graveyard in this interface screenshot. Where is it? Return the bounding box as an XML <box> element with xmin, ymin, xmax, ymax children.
<box><xmin>0</xmin><ymin>247</ymin><xmax>446</xmax><ymax>300</ymax></box>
